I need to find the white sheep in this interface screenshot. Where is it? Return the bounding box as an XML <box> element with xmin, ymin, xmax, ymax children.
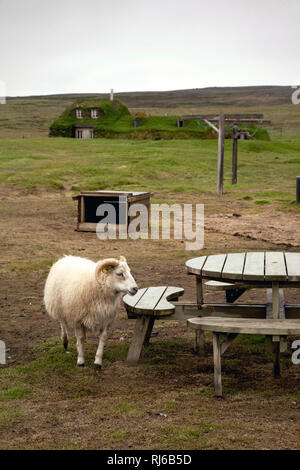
<box><xmin>44</xmin><ymin>255</ymin><xmax>138</xmax><ymax>368</ymax></box>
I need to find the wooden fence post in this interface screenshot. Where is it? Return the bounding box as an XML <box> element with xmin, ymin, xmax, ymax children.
<box><xmin>217</xmin><ymin>114</ymin><xmax>225</xmax><ymax>195</ymax></box>
<box><xmin>232</xmin><ymin>124</ymin><xmax>238</xmax><ymax>184</ymax></box>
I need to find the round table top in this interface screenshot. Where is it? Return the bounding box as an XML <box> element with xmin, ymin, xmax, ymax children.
<box><xmin>186</xmin><ymin>251</ymin><xmax>300</xmax><ymax>283</ymax></box>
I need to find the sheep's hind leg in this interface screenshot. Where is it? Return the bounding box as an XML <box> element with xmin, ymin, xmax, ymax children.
<box><xmin>60</xmin><ymin>322</ymin><xmax>68</xmax><ymax>351</ymax></box>
<box><xmin>94</xmin><ymin>328</ymin><xmax>108</xmax><ymax>370</ymax></box>
<box><xmin>75</xmin><ymin>326</ymin><xmax>85</xmax><ymax>367</ymax></box>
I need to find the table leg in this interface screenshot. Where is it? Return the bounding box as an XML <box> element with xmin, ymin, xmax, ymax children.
<box><xmin>127</xmin><ymin>316</ymin><xmax>152</xmax><ymax>365</ymax></box>
<box><xmin>143</xmin><ymin>317</ymin><xmax>155</xmax><ymax>345</ymax></box>
<box><xmin>213</xmin><ymin>332</ymin><xmax>223</xmax><ymax>397</ymax></box>
<box><xmin>271</xmin><ymin>282</ymin><xmax>281</xmax><ymax>378</ymax></box>
<box><xmin>273</xmin><ymin>339</ymin><xmax>281</xmax><ymax>378</ymax></box>
<box><xmin>194</xmin><ymin>330</ymin><xmax>205</xmax><ymax>356</ymax></box>
<box><xmin>272</xmin><ymin>282</ymin><xmax>280</xmax><ymax>319</ymax></box>
<box><xmin>195</xmin><ymin>276</ymin><xmax>205</xmax><ymax>355</ymax></box>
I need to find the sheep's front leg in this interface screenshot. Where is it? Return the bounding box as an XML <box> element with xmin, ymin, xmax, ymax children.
<box><xmin>75</xmin><ymin>326</ymin><xmax>85</xmax><ymax>367</ymax></box>
<box><xmin>60</xmin><ymin>321</ymin><xmax>68</xmax><ymax>351</ymax></box>
<box><xmin>94</xmin><ymin>328</ymin><xmax>108</xmax><ymax>370</ymax></box>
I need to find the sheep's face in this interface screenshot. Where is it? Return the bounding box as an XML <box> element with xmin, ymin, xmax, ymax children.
<box><xmin>96</xmin><ymin>256</ymin><xmax>138</xmax><ymax>296</ymax></box>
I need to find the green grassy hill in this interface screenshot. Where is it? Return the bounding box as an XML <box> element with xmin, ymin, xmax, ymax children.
<box><xmin>0</xmin><ymin>86</ymin><xmax>298</xmax><ymax>138</ymax></box>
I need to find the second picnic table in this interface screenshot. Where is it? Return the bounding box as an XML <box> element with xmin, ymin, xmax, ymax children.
<box><xmin>186</xmin><ymin>251</ymin><xmax>300</xmax><ymax>395</ymax></box>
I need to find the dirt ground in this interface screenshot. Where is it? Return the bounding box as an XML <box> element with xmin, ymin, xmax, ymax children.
<box><xmin>0</xmin><ymin>187</ymin><xmax>299</xmax><ymax>450</ymax></box>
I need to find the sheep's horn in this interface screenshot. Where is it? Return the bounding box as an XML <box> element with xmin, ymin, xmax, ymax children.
<box><xmin>95</xmin><ymin>258</ymin><xmax>119</xmax><ymax>284</ymax></box>
<box><xmin>117</xmin><ymin>256</ymin><xmax>127</xmax><ymax>262</ymax></box>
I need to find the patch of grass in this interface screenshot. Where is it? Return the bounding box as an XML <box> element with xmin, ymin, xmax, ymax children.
<box><xmin>111</xmin><ymin>429</ymin><xmax>130</xmax><ymax>440</ymax></box>
<box><xmin>0</xmin><ymin>339</ymin><xmax>130</xmax><ymax>402</ymax></box>
<box><xmin>191</xmin><ymin>388</ymin><xmax>214</xmax><ymax>398</ymax></box>
<box><xmin>0</xmin><ymin>405</ymin><xmax>23</xmax><ymax>429</ymax></box>
<box><xmin>254</xmin><ymin>200</ymin><xmax>270</xmax><ymax>205</ymax></box>
<box><xmin>141</xmin><ymin>340</ymin><xmax>185</xmax><ymax>365</ymax></box>
<box><xmin>158</xmin><ymin>424</ymin><xmax>216</xmax><ymax>449</ymax></box>
<box><xmin>8</xmin><ymin>259</ymin><xmax>54</xmax><ymax>272</ymax></box>
<box><xmin>0</xmin><ymin>385</ymin><xmax>32</xmax><ymax>401</ymax></box>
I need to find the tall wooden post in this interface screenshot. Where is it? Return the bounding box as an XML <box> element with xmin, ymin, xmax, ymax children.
<box><xmin>217</xmin><ymin>114</ymin><xmax>225</xmax><ymax>195</ymax></box>
<box><xmin>232</xmin><ymin>124</ymin><xmax>238</xmax><ymax>185</ymax></box>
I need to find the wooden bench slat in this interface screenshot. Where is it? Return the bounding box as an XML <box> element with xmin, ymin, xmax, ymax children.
<box><xmin>243</xmin><ymin>252</ymin><xmax>265</xmax><ymax>281</ymax></box>
<box><xmin>285</xmin><ymin>252</ymin><xmax>300</xmax><ymax>282</ymax></box>
<box><xmin>123</xmin><ymin>288</ymin><xmax>147</xmax><ymax>311</ymax></box>
<box><xmin>205</xmin><ymin>280</ymin><xmax>235</xmax><ymax>290</ymax></box>
<box><xmin>221</xmin><ymin>253</ymin><xmax>245</xmax><ymax>280</ymax></box>
<box><xmin>133</xmin><ymin>286</ymin><xmax>167</xmax><ymax>314</ymax></box>
<box><xmin>265</xmin><ymin>252</ymin><xmax>287</xmax><ymax>281</ymax></box>
<box><xmin>187</xmin><ymin>316</ymin><xmax>300</xmax><ymax>335</ymax></box>
<box><xmin>154</xmin><ymin>286</ymin><xmax>184</xmax><ymax>315</ymax></box>
<box><xmin>185</xmin><ymin>256</ymin><xmax>207</xmax><ymax>275</ymax></box>
<box><xmin>202</xmin><ymin>254</ymin><xmax>227</xmax><ymax>278</ymax></box>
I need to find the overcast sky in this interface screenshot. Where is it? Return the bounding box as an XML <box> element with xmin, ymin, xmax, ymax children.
<box><xmin>0</xmin><ymin>0</ymin><xmax>299</xmax><ymax>96</ymax></box>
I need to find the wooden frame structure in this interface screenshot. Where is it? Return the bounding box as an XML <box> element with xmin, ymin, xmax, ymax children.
<box><xmin>180</xmin><ymin>114</ymin><xmax>271</xmax><ymax>195</ymax></box>
<box><xmin>72</xmin><ymin>190</ymin><xmax>151</xmax><ymax>232</ymax></box>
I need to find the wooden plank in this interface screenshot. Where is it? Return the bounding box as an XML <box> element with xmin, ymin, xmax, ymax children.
<box><xmin>80</xmin><ymin>195</ymin><xmax>85</xmax><ymax>223</ymax></box>
<box><xmin>220</xmin><ymin>333</ymin><xmax>238</xmax><ymax>355</ymax></box>
<box><xmin>284</xmin><ymin>252</ymin><xmax>300</xmax><ymax>281</ymax></box>
<box><xmin>203</xmin><ymin>119</ymin><xmax>219</xmax><ymax>134</ymax></box>
<box><xmin>205</xmin><ymin>280</ymin><xmax>235</xmax><ymax>290</ymax></box>
<box><xmin>265</xmin><ymin>252</ymin><xmax>287</xmax><ymax>281</ymax></box>
<box><xmin>213</xmin><ymin>333</ymin><xmax>223</xmax><ymax>396</ymax></box>
<box><xmin>194</xmin><ymin>330</ymin><xmax>205</xmax><ymax>356</ymax></box>
<box><xmin>78</xmin><ymin>222</ymin><xmax>98</xmax><ymax>232</ymax></box>
<box><xmin>187</xmin><ymin>317</ymin><xmax>300</xmax><ymax>335</ymax></box>
<box><xmin>185</xmin><ymin>256</ymin><xmax>207</xmax><ymax>275</ymax></box>
<box><xmin>202</xmin><ymin>254</ymin><xmax>227</xmax><ymax>278</ymax></box>
<box><xmin>243</xmin><ymin>252</ymin><xmax>265</xmax><ymax>281</ymax></box>
<box><xmin>126</xmin><ymin>316</ymin><xmax>152</xmax><ymax>365</ymax></box>
<box><xmin>201</xmin><ymin>303</ymin><xmax>266</xmax><ymax>318</ymax></box>
<box><xmin>123</xmin><ymin>288</ymin><xmax>147</xmax><ymax>313</ymax></box>
<box><xmin>265</xmin><ymin>287</ymin><xmax>285</xmax><ymax>320</ymax></box>
<box><xmin>196</xmin><ymin>277</ymin><xmax>203</xmax><ymax>304</ymax></box>
<box><xmin>134</xmin><ymin>286</ymin><xmax>167</xmax><ymax>315</ymax></box>
<box><xmin>272</xmin><ymin>282</ymin><xmax>280</xmax><ymax>319</ymax></box>
<box><xmin>222</xmin><ymin>253</ymin><xmax>245</xmax><ymax>280</ymax></box>
<box><xmin>143</xmin><ymin>317</ymin><xmax>155</xmax><ymax>345</ymax></box>
<box><xmin>217</xmin><ymin>114</ymin><xmax>225</xmax><ymax>196</ymax></box>
<box><xmin>154</xmin><ymin>286</ymin><xmax>184</xmax><ymax>316</ymax></box>
<box><xmin>182</xmin><ymin>114</ymin><xmax>264</xmax><ymax>120</ymax></box>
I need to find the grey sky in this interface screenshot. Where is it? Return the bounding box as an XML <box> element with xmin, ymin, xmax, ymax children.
<box><xmin>0</xmin><ymin>0</ymin><xmax>299</xmax><ymax>96</ymax></box>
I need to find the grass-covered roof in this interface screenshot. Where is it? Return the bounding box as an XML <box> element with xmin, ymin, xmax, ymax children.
<box><xmin>49</xmin><ymin>98</ymin><xmax>270</xmax><ymax>140</ymax></box>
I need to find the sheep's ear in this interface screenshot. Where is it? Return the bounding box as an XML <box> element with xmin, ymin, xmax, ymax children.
<box><xmin>117</xmin><ymin>255</ymin><xmax>127</xmax><ymax>263</ymax></box>
<box><xmin>95</xmin><ymin>258</ymin><xmax>119</xmax><ymax>284</ymax></box>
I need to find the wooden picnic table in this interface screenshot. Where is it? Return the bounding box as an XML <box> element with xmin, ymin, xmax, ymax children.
<box><xmin>123</xmin><ymin>251</ymin><xmax>300</xmax><ymax>395</ymax></box>
<box><xmin>186</xmin><ymin>251</ymin><xmax>300</xmax><ymax>395</ymax></box>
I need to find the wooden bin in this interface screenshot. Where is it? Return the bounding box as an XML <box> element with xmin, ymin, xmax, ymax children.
<box><xmin>72</xmin><ymin>190</ymin><xmax>151</xmax><ymax>232</ymax></box>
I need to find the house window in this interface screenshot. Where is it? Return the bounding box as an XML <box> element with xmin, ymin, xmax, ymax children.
<box><xmin>91</xmin><ymin>109</ymin><xmax>98</xmax><ymax>119</ymax></box>
<box><xmin>76</xmin><ymin>109</ymin><xmax>83</xmax><ymax>119</ymax></box>
<box><xmin>76</xmin><ymin>130</ymin><xmax>83</xmax><ymax>138</ymax></box>
<box><xmin>90</xmin><ymin>129</ymin><xmax>94</xmax><ymax>138</ymax></box>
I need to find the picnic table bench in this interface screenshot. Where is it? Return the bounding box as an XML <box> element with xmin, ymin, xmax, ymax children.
<box><xmin>124</xmin><ymin>252</ymin><xmax>300</xmax><ymax>396</ymax></box>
